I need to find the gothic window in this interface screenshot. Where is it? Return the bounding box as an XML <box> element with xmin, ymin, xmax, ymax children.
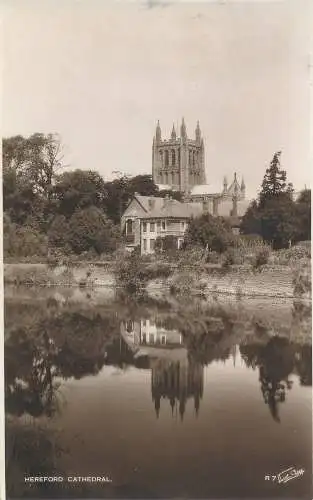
<box><xmin>165</xmin><ymin>150</ymin><xmax>169</xmax><ymax>167</ymax></box>
<box><xmin>178</xmin><ymin>149</ymin><xmax>181</xmax><ymax>165</ymax></box>
<box><xmin>189</xmin><ymin>150</ymin><xmax>192</xmax><ymax>164</ymax></box>
<box><xmin>171</xmin><ymin>149</ymin><xmax>176</xmax><ymax>166</ymax></box>
<box><xmin>159</xmin><ymin>150</ymin><xmax>163</xmax><ymax>166</ymax></box>
<box><xmin>193</xmin><ymin>151</ymin><xmax>196</xmax><ymax>166</ymax></box>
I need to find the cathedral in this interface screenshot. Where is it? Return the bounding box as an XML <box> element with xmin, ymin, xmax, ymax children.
<box><xmin>152</xmin><ymin>118</ymin><xmax>206</xmax><ymax>192</ymax></box>
<box><xmin>152</xmin><ymin>119</ymin><xmax>247</xmax><ymax>213</ymax></box>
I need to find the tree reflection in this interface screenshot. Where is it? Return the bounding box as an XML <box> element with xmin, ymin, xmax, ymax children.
<box><xmin>4</xmin><ymin>309</ymin><xmax>120</xmax><ymax>418</ymax></box>
<box><xmin>240</xmin><ymin>336</ymin><xmax>311</xmax><ymax>422</ymax></box>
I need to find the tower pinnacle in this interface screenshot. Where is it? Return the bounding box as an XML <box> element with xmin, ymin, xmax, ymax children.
<box><xmin>171</xmin><ymin>123</ymin><xmax>176</xmax><ymax>140</ymax></box>
<box><xmin>180</xmin><ymin>117</ymin><xmax>187</xmax><ymax>139</ymax></box>
<box><xmin>195</xmin><ymin>121</ymin><xmax>201</xmax><ymax>143</ymax></box>
<box><xmin>156</xmin><ymin>120</ymin><xmax>161</xmax><ymax>143</ymax></box>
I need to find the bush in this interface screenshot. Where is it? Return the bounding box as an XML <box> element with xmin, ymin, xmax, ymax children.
<box><xmin>184</xmin><ymin>213</ymin><xmax>235</xmax><ymax>253</ymax></box>
<box><xmin>114</xmin><ymin>254</ymin><xmax>173</xmax><ymax>293</ymax></box>
<box><xmin>206</xmin><ymin>251</ymin><xmax>220</xmax><ymax>264</ymax></box>
<box><xmin>170</xmin><ymin>272</ymin><xmax>197</xmax><ymax>295</ymax></box>
<box><xmin>254</xmin><ymin>248</ymin><xmax>270</xmax><ymax>269</ymax></box>
<box><xmin>293</xmin><ymin>266</ymin><xmax>311</xmax><ymax>298</ymax></box>
<box><xmin>222</xmin><ymin>249</ymin><xmax>236</xmax><ymax>269</ymax></box>
<box><xmin>4</xmin><ymin>218</ymin><xmax>48</xmax><ymax>259</ymax></box>
<box><xmin>66</xmin><ymin>206</ymin><xmax>120</xmax><ymax>255</ymax></box>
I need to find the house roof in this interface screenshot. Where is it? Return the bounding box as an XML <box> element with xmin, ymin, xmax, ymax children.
<box><xmin>133</xmin><ymin>195</ymin><xmax>165</xmax><ymax>213</ymax></box>
<box><xmin>141</xmin><ymin>198</ymin><xmax>203</xmax><ymax>219</ymax></box>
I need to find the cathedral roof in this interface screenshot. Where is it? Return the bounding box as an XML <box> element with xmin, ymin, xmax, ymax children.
<box><xmin>155</xmin><ymin>184</ymin><xmax>173</xmax><ymax>191</ymax></box>
<box><xmin>190</xmin><ymin>183</ymin><xmax>222</xmax><ymax>196</ymax></box>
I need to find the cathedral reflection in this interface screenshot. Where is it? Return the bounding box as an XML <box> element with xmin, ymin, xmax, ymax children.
<box><xmin>151</xmin><ymin>359</ymin><xmax>203</xmax><ymax>420</ymax></box>
<box><xmin>120</xmin><ymin>318</ymin><xmax>204</xmax><ymax>419</ymax></box>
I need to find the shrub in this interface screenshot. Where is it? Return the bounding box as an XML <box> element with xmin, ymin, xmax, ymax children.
<box><xmin>293</xmin><ymin>266</ymin><xmax>311</xmax><ymax>298</ymax></box>
<box><xmin>206</xmin><ymin>251</ymin><xmax>220</xmax><ymax>264</ymax></box>
<box><xmin>114</xmin><ymin>254</ymin><xmax>173</xmax><ymax>293</ymax></box>
<box><xmin>170</xmin><ymin>272</ymin><xmax>197</xmax><ymax>295</ymax></box>
<box><xmin>4</xmin><ymin>219</ymin><xmax>48</xmax><ymax>259</ymax></box>
<box><xmin>222</xmin><ymin>249</ymin><xmax>236</xmax><ymax>269</ymax></box>
<box><xmin>184</xmin><ymin>213</ymin><xmax>235</xmax><ymax>253</ymax></box>
<box><xmin>254</xmin><ymin>248</ymin><xmax>270</xmax><ymax>269</ymax></box>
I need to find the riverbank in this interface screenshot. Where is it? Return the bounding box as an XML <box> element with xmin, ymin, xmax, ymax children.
<box><xmin>3</xmin><ymin>260</ymin><xmax>311</xmax><ymax>301</ymax></box>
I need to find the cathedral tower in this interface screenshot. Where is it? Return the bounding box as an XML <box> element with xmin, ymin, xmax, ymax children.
<box><xmin>152</xmin><ymin>119</ymin><xmax>206</xmax><ymax>193</ymax></box>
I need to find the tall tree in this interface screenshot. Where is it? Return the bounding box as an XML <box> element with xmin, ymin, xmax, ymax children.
<box><xmin>259</xmin><ymin>151</ymin><xmax>290</xmax><ymax>206</ymax></box>
<box><xmin>3</xmin><ymin>134</ymin><xmax>66</xmax><ymax>199</ymax></box>
<box><xmin>53</xmin><ymin>169</ymin><xmax>107</xmax><ymax>218</ymax></box>
<box><xmin>241</xmin><ymin>152</ymin><xmax>299</xmax><ymax>248</ymax></box>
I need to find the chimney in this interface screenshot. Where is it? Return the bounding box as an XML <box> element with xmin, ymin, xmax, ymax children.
<box><xmin>148</xmin><ymin>199</ymin><xmax>155</xmax><ymax>210</ymax></box>
<box><xmin>163</xmin><ymin>193</ymin><xmax>171</xmax><ymax>207</ymax></box>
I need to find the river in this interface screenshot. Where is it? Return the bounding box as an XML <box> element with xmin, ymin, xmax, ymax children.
<box><xmin>4</xmin><ymin>287</ymin><xmax>312</xmax><ymax>499</ymax></box>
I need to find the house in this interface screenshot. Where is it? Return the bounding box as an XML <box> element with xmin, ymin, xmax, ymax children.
<box><xmin>121</xmin><ymin>193</ymin><xmax>202</xmax><ymax>254</ymax></box>
<box><xmin>121</xmin><ymin>191</ymin><xmax>250</xmax><ymax>254</ymax></box>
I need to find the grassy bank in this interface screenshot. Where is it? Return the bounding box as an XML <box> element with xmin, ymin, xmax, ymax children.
<box><xmin>4</xmin><ymin>245</ymin><xmax>311</xmax><ymax>301</ymax></box>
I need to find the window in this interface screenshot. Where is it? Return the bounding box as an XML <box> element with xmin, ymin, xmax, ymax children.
<box><xmin>143</xmin><ymin>222</ymin><xmax>147</xmax><ymax>232</ymax></box>
<box><xmin>181</xmin><ymin>221</ymin><xmax>185</xmax><ymax>229</ymax></box>
<box><xmin>126</xmin><ymin>320</ymin><xmax>134</xmax><ymax>333</ymax></box>
<box><xmin>149</xmin><ymin>334</ymin><xmax>154</xmax><ymax>344</ymax></box>
<box><xmin>161</xmin><ymin>336</ymin><xmax>166</xmax><ymax>345</ymax></box>
<box><xmin>150</xmin><ymin>222</ymin><xmax>155</xmax><ymax>232</ymax></box>
<box><xmin>171</xmin><ymin>149</ymin><xmax>176</xmax><ymax>165</ymax></box>
<box><xmin>157</xmin><ymin>221</ymin><xmax>161</xmax><ymax>229</ymax></box>
<box><xmin>126</xmin><ymin>219</ymin><xmax>133</xmax><ymax>234</ymax></box>
<box><xmin>143</xmin><ymin>239</ymin><xmax>147</xmax><ymax>251</ymax></box>
<box><xmin>150</xmin><ymin>239</ymin><xmax>155</xmax><ymax>251</ymax></box>
<box><xmin>162</xmin><ymin>221</ymin><xmax>166</xmax><ymax>230</ymax></box>
<box><xmin>142</xmin><ymin>333</ymin><xmax>147</xmax><ymax>344</ymax></box>
<box><xmin>165</xmin><ymin>150</ymin><xmax>169</xmax><ymax>167</ymax></box>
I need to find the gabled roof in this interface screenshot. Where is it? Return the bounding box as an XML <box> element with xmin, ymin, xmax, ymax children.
<box><xmin>141</xmin><ymin>199</ymin><xmax>203</xmax><ymax>219</ymax></box>
<box><xmin>134</xmin><ymin>195</ymin><xmax>165</xmax><ymax>213</ymax></box>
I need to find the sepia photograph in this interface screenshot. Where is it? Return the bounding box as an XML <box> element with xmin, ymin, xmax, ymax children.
<box><xmin>1</xmin><ymin>0</ymin><xmax>312</xmax><ymax>499</ymax></box>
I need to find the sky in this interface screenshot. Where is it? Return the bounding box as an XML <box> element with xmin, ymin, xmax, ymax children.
<box><xmin>2</xmin><ymin>0</ymin><xmax>312</xmax><ymax>198</ymax></box>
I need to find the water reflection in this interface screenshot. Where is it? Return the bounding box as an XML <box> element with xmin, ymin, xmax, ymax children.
<box><xmin>4</xmin><ymin>296</ymin><xmax>312</xmax><ymax>498</ymax></box>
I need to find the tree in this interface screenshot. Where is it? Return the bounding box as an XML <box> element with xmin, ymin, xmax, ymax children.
<box><xmin>241</xmin><ymin>152</ymin><xmax>299</xmax><ymax>248</ymax></box>
<box><xmin>103</xmin><ymin>174</ymin><xmax>159</xmax><ymax>223</ymax></box>
<box><xmin>3</xmin><ymin>133</ymin><xmax>66</xmax><ymax>199</ymax></box>
<box><xmin>240</xmin><ymin>200</ymin><xmax>262</xmax><ymax>236</ymax></box>
<box><xmin>259</xmin><ymin>151</ymin><xmax>292</xmax><ymax>206</ymax></box>
<box><xmin>184</xmin><ymin>214</ymin><xmax>235</xmax><ymax>252</ymax></box>
<box><xmin>67</xmin><ymin>206</ymin><xmax>120</xmax><ymax>255</ymax></box>
<box><xmin>3</xmin><ymin>166</ymin><xmax>38</xmax><ymax>225</ymax></box>
<box><xmin>53</xmin><ymin>169</ymin><xmax>107</xmax><ymax>218</ymax></box>
<box><xmin>294</xmin><ymin>189</ymin><xmax>311</xmax><ymax>242</ymax></box>
<box><xmin>127</xmin><ymin>174</ymin><xmax>158</xmax><ymax>196</ymax></box>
